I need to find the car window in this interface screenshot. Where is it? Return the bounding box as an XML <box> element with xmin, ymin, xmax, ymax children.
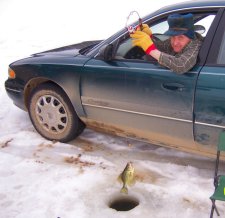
<box><xmin>151</xmin><ymin>14</ymin><xmax>215</xmax><ymax>36</ymax></box>
<box><xmin>151</xmin><ymin>20</ymin><xmax>168</xmax><ymax>34</ymax></box>
<box><xmin>217</xmin><ymin>29</ymin><xmax>225</xmax><ymax>64</ymax></box>
<box><xmin>115</xmin><ymin>13</ymin><xmax>216</xmax><ymax>61</ymax></box>
<box><xmin>194</xmin><ymin>15</ymin><xmax>215</xmax><ymax>37</ymax></box>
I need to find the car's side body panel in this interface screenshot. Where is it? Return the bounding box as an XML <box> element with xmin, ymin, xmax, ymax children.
<box><xmin>81</xmin><ymin>57</ymin><xmax>202</xmax><ymax>151</ymax></box>
<box><xmin>194</xmin><ymin>9</ymin><xmax>225</xmax><ymax>153</ymax></box>
<box><xmin>194</xmin><ymin>67</ymin><xmax>225</xmax><ymax>146</ymax></box>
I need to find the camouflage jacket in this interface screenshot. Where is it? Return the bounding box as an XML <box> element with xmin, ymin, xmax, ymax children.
<box><xmin>154</xmin><ymin>34</ymin><xmax>203</xmax><ymax>74</ymax></box>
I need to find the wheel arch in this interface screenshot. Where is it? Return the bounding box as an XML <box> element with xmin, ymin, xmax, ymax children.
<box><xmin>24</xmin><ymin>77</ymin><xmax>84</xmax><ymax>118</ymax></box>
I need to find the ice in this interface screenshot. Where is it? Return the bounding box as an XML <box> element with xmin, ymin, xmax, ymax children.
<box><xmin>0</xmin><ymin>0</ymin><xmax>225</xmax><ymax>217</ymax></box>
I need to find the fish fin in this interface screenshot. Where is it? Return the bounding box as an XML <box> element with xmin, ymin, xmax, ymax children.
<box><xmin>120</xmin><ymin>186</ymin><xmax>128</xmax><ymax>194</ymax></box>
<box><xmin>117</xmin><ymin>174</ymin><xmax>122</xmax><ymax>183</ymax></box>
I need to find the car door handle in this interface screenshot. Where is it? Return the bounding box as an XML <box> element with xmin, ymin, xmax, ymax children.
<box><xmin>162</xmin><ymin>83</ymin><xmax>185</xmax><ymax>91</ymax></box>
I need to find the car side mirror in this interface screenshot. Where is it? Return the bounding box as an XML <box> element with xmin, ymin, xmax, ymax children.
<box><xmin>97</xmin><ymin>44</ymin><xmax>113</xmax><ymax>61</ymax></box>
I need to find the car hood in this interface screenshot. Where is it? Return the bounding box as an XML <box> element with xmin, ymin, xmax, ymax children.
<box><xmin>32</xmin><ymin>40</ymin><xmax>102</xmax><ymax>57</ymax></box>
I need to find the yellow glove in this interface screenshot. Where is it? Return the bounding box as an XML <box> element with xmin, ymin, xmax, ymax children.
<box><xmin>136</xmin><ymin>24</ymin><xmax>152</xmax><ymax>36</ymax></box>
<box><xmin>130</xmin><ymin>31</ymin><xmax>156</xmax><ymax>54</ymax></box>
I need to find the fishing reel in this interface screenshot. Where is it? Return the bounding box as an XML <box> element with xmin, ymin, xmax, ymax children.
<box><xmin>126</xmin><ymin>10</ymin><xmax>143</xmax><ymax>33</ymax></box>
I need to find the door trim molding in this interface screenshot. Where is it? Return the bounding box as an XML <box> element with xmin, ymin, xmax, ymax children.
<box><xmin>82</xmin><ymin>102</ymin><xmax>192</xmax><ymax>123</ymax></box>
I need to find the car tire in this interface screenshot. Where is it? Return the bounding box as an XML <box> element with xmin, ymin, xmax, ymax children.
<box><xmin>28</xmin><ymin>82</ymin><xmax>85</xmax><ymax>142</ymax></box>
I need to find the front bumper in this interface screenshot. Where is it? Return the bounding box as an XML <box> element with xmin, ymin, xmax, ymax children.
<box><xmin>5</xmin><ymin>79</ymin><xmax>26</xmax><ymax>111</ymax></box>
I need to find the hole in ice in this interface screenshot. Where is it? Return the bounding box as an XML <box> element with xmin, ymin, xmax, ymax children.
<box><xmin>108</xmin><ymin>195</ymin><xmax>139</xmax><ymax>211</ymax></box>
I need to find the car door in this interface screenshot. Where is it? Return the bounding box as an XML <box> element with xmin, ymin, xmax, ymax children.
<box><xmin>115</xmin><ymin>50</ymin><xmax>200</xmax><ymax>150</ymax></box>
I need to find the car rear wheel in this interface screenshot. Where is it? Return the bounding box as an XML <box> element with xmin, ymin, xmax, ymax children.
<box><xmin>28</xmin><ymin>83</ymin><xmax>85</xmax><ymax>142</ymax></box>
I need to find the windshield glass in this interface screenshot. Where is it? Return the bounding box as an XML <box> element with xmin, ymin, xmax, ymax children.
<box><xmin>79</xmin><ymin>40</ymin><xmax>103</xmax><ymax>55</ymax></box>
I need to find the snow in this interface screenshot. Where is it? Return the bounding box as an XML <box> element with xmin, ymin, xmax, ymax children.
<box><xmin>0</xmin><ymin>0</ymin><xmax>225</xmax><ymax>217</ymax></box>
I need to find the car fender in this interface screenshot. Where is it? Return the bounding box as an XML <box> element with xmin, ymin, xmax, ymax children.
<box><xmin>20</xmin><ymin>56</ymin><xmax>89</xmax><ymax>117</ymax></box>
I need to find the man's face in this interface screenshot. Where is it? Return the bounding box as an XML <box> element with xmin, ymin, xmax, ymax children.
<box><xmin>170</xmin><ymin>35</ymin><xmax>191</xmax><ymax>53</ymax></box>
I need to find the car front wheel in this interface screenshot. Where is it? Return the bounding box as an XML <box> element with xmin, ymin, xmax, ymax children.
<box><xmin>28</xmin><ymin>83</ymin><xmax>85</xmax><ymax>142</ymax></box>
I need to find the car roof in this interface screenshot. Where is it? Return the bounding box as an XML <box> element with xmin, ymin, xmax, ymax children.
<box><xmin>140</xmin><ymin>0</ymin><xmax>225</xmax><ymax>23</ymax></box>
<box><xmin>155</xmin><ymin>0</ymin><xmax>225</xmax><ymax>15</ymax></box>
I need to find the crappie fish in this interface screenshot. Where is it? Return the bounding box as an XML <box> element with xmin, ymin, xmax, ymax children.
<box><xmin>118</xmin><ymin>162</ymin><xmax>135</xmax><ymax>194</ymax></box>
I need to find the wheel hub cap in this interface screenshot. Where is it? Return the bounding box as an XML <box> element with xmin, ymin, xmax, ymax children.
<box><xmin>35</xmin><ymin>95</ymin><xmax>68</xmax><ymax>134</ymax></box>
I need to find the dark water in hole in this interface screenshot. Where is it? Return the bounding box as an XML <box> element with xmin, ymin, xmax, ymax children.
<box><xmin>109</xmin><ymin>197</ymin><xmax>139</xmax><ymax>211</ymax></box>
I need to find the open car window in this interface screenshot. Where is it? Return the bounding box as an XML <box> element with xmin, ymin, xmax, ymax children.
<box><xmin>114</xmin><ymin>13</ymin><xmax>216</xmax><ymax>61</ymax></box>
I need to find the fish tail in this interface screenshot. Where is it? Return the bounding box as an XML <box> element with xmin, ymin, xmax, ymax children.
<box><xmin>120</xmin><ymin>186</ymin><xmax>128</xmax><ymax>194</ymax></box>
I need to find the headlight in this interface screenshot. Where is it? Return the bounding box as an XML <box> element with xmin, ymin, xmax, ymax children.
<box><xmin>8</xmin><ymin>67</ymin><xmax>16</xmax><ymax>79</ymax></box>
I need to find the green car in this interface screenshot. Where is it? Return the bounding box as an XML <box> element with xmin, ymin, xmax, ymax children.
<box><xmin>5</xmin><ymin>0</ymin><xmax>225</xmax><ymax>157</ymax></box>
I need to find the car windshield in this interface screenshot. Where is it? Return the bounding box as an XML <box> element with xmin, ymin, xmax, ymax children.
<box><xmin>79</xmin><ymin>41</ymin><xmax>103</xmax><ymax>55</ymax></box>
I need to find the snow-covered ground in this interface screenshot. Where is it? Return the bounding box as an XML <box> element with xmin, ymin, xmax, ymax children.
<box><xmin>0</xmin><ymin>0</ymin><xmax>225</xmax><ymax>217</ymax></box>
